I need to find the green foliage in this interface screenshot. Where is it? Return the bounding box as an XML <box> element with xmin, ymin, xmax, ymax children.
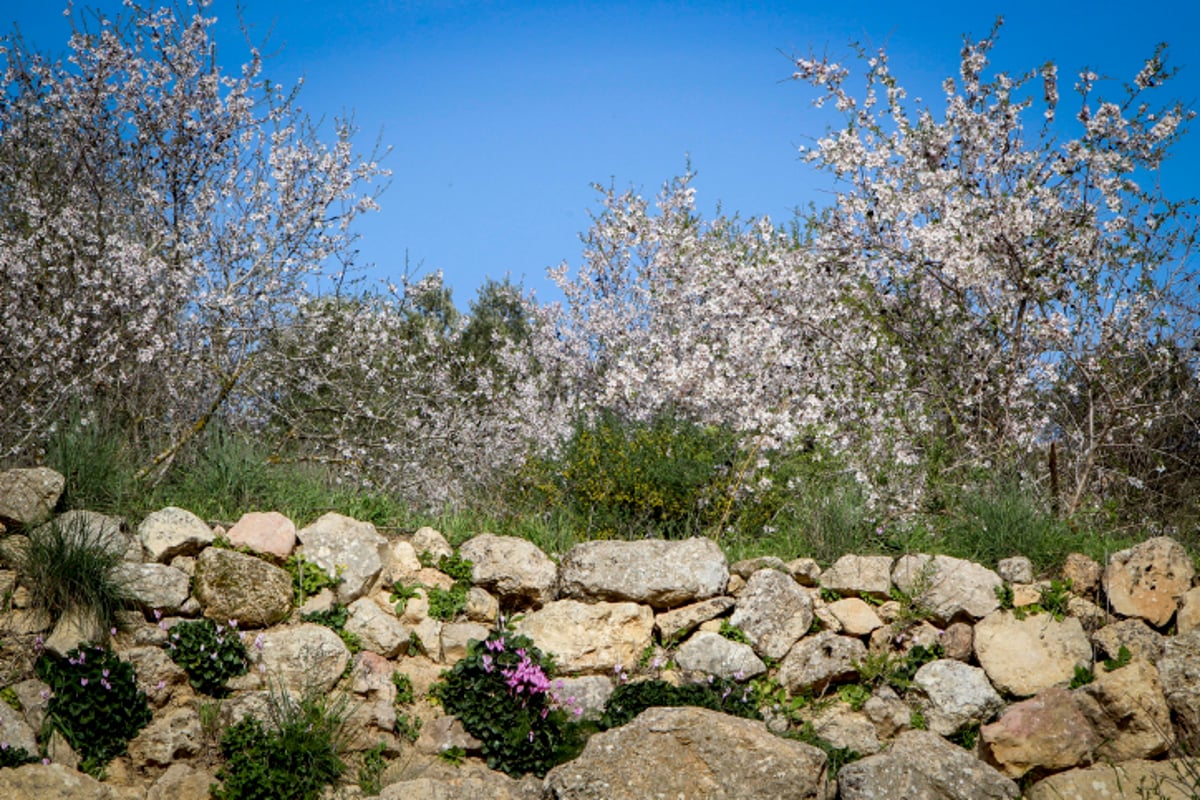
<box><xmin>35</xmin><ymin>645</ymin><xmax>152</xmax><ymax>776</ymax></box>
<box><xmin>389</xmin><ymin>581</ymin><xmax>421</xmax><ymax>615</ymax></box>
<box><xmin>18</xmin><ymin>517</ymin><xmax>134</xmax><ymax>637</ymax></box>
<box><xmin>855</xmin><ymin>644</ymin><xmax>943</xmax><ymax>692</ymax></box>
<box><xmin>0</xmin><ymin>686</ymin><xmax>19</xmax><ymax>709</ymax></box>
<box><xmin>395</xmin><ymin>713</ymin><xmax>422</xmax><ymax>744</ymax></box>
<box><xmin>949</xmin><ymin>723</ymin><xmax>981</xmax><ymax>750</ymax></box>
<box><xmin>284</xmin><ymin>555</ymin><xmax>341</xmax><ymax>606</ymax></box>
<box><xmin>437</xmin><ymin>551</ymin><xmax>475</xmax><ymax>584</ymax></box>
<box><xmin>212</xmin><ymin>688</ymin><xmax>349</xmax><ymax>800</ymax></box>
<box><xmin>391</xmin><ymin>672</ymin><xmax>415</xmax><ymax>705</ymax></box>
<box><xmin>837</xmin><ymin>683</ymin><xmax>872</xmax><ymax>712</ymax></box>
<box><xmin>432</xmin><ymin>630</ymin><xmax>580</xmax><ymax>777</ymax></box>
<box><xmin>165</xmin><ymin>618</ymin><xmax>250</xmax><ymax>696</ymax></box>
<box><xmin>438</xmin><ymin>745</ymin><xmax>465</xmax><ymax>766</ymax></box>
<box><xmin>598</xmin><ymin>678</ymin><xmax>760</xmax><ymax>731</ymax></box>
<box><xmin>1038</xmin><ymin>578</ymin><xmax>1073</xmax><ymax>622</ymax></box>
<box><xmin>1103</xmin><ymin>645</ymin><xmax>1133</xmax><ymax>672</ymax></box>
<box><xmin>426</xmin><ymin>584</ymin><xmax>468</xmax><ymax>621</ymax></box>
<box><xmin>357</xmin><ymin>741</ymin><xmax>387</xmax><ymax>796</ymax></box>
<box><xmin>43</xmin><ymin>407</ymin><xmax>136</xmax><ymax>513</ymax></box>
<box><xmin>1069</xmin><ymin>665</ymin><xmax>1096</xmax><ymax>690</ymax></box>
<box><xmin>783</xmin><ymin>722</ymin><xmax>862</xmax><ymax>777</ymax></box>
<box><xmin>0</xmin><ymin>742</ymin><xmax>39</xmax><ymax>768</ymax></box>
<box><xmin>909</xmin><ymin>708</ymin><xmax>928</xmax><ymax>730</ymax></box>
<box><xmin>718</xmin><ymin>620</ymin><xmax>752</xmax><ymax>646</ymax></box>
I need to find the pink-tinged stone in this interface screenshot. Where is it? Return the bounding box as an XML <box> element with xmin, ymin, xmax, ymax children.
<box><xmin>981</xmin><ymin>687</ymin><xmax>1099</xmax><ymax>778</ymax></box>
<box><xmin>227</xmin><ymin>511</ymin><xmax>296</xmax><ymax>558</ymax></box>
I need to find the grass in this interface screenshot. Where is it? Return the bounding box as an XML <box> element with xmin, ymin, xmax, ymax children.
<box><xmin>16</xmin><ymin>515</ymin><xmax>136</xmax><ymax>633</ymax></box>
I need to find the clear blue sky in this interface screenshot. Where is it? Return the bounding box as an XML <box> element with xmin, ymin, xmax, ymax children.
<box><xmin>6</xmin><ymin>0</ymin><xmax>1199</xmax><ymax>307</ymax></box>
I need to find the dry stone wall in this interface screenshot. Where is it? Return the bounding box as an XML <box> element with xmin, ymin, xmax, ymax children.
<box><xmin>2</xmin><ymin>467</ymin><xmax>1200</xmax><ymax>798</ymax></box>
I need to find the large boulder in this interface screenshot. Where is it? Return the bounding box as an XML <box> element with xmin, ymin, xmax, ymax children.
<box><xmin>911</xmin><ymin>659</ymin><xmax>1004</xmax><ymax>736</ymax></box>
<box><xmin>138</xmin><ymin>507</ymin><xmax>214</xmax><ymax>563</ymax></box>
<box><xmin>544</xmin><ymin>706</ymin><xmax>828</xmax><ymax>799</ymax></box>
<box><xmin>820</xmin><ymin>554</ymin><xmax>893</xmax><ymax>600</ymax></box>
<box><xmin>193</xmin><ymin>547</ymin><xmax>293</xmax><ymax>627</ymax></box>
<box><xmin>973</xmin><ymin>610</ymin><xmax>1092</xmax><ymax>696</ymax></box>
<box><xmin>1157</xmin><ymin>628</ymin><xmax>1200</xmax><ymax>737</ymax></box>
<box><xmin>514</xmin><ymin>599</ymin><xmax>653</xmax><ymax>675</ymax></box>
<box><xmin>114</xmin><ymin>562</ymin><xmax>191</xmax><ymax>614</ymax></box>
<box><xmin>892</xmin><ymin>554</ymin><xmax>1002</xmax><ymax>624</ymax></box>
<box><xmin>1103</xmin><ymin>536</ymin><xmax>1194</xmax><ymax>627</ymax></box>
<box><xmin>458</xmin><ymin>533</ymin><xmax>557</xmax><ymax>608</ymax></box>
<box><xmin>729</xmin><ymin>568</ymin><xmax>813</xmax><ymax>660</ymax></box>
<box><xmin>1074</xmin><ymin>658</ymin><xmax>1173</xmax><ymax>762</ymax></box>
<box><xmin>296</xmin><ymin>513</ymin><xmax>389</xmax><ymax>604</ymax></box>
<box><xmin>557</xmin><ymin>538</ymin><xmax>727</xmax><ymax>609</ymax></box>
<box><xmin>838</xmin><ymin>729</ymin><xmax>1019</xmax><ymax>800</ymax></box>
<box><xmin>778</xmin><ymin>631</ymin><xmax>867</xmax><ymax>694</ymax></box>
<box><xmin>0</xmin><ymin>762</ymin><xmax>117</xmax><ymax>799</ymax></box>
<box><xmin>240</xmin><ymin>623</ymin><xmax>351</xmax><ymax>694</ymax></box>
<box><xmin>0</xmin><ymin>468</ymin><xmax>64</xmax><ymax>528</ymax></box>
<box><xmin>1026</xmin><ymin>759</ymin><xmax>1200</xmax><ymax>800</ymax></box>
<box><xmin>981</xmin><ymin>686</ymin><xmax>1098</xmax><ymax>779</ymax></box>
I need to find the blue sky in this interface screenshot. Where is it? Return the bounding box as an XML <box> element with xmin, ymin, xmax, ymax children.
<box><xmin>6</xmin><ymin>0</ymin><xmax>1199</xmax><ymax>308</ymax></box>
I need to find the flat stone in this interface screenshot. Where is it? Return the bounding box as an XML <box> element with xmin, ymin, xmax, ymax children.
<box><xmin>821</xmin><ymin>555</ymin><xmax>893</xmax><ymax>599</ymax></box>
<box><xmin>674</xmin><ymin>631</ymin><xmax>767</xmax><ymax>680</ymax></box>
<box><xmin>558</xmin><ymin>538</ymin><xmax>728</xmax><ymax>609</ymax></box>
<box><xmin>838</xmin><ymin>729</ymin><xmax>1018</xmax><ymax>800</ymax></box>
<box><xmin>973</xmin><ymin>610</ymin><xmax>1092</xmax><ymax>697</ymax></box>
<box><xmin>138</xmin><ymin>507</ymin><xmax>214</xmax><ymax>563</ymax></box>
<box><xmin>514</xmin><ymin>599</ymin><xmax>654</xmax><ymax>675</ymax></box>
<box><xmin>981</xmin><ymin>686</ymin><xmax>1099</xmax><ymax>778</ymax></box>
<box><xmin>226</xmin><ymin>511</ymin><xmax>296</xmax><ymax>559</ymax></box>
<box><xmin>655</xmin><ymin>596</ymin><xmax>736</xmax><ymax>642</ymax></box>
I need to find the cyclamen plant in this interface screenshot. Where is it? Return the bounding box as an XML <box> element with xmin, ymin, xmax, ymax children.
<box><xmin>163</xmin><ymin>616</ymin><xmax>250</xmax><ymax>696</ymax></box>
<box><xmin>433</xmin><ymin>630</ymin><xmax>582</xmax><ymax>777</ymax></box>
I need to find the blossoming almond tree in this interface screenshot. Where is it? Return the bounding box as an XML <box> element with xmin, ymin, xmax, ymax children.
<box><xmin>0</xmin><ymin>1</ymin><xmax>386</xmax><ymax>472</ymax></box>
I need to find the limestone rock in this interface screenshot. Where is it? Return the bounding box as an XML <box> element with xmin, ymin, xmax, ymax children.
<box><xmin>514</xmin><ymin>599</ymin><xmax>653</xmax><ymax>675</ymax></box>
<box><xmin>674</xmin><ymin>631</ymin><xmax>767</xmax><ymax>680</ymax></box>
<box><xmin>997</xmin><ymin>556</ymin><xmax>1033</xmax><ymax>584</ymax></box>
<box><xmin>127</xmin><ymin>706</ymin><xmax>202</xmax><ymax>767</ymax></box>
<box><xmin>1075</xmin><ymin>658</ymin><xmax>1173</xmax><ymax>761</ymax></box>
<box><xmin>810</xmin><ymin>703</ymin><xmax>882</xmax><ymax>755</ymax></box>
<box><xmin>981</xmin><ymin>686</ymin><xmax>1099</xmax><ymax>778</ymax></box>
<box><xmin>379</xmin><ymin>771</ymin><xmax>541</xmax><ymax>800</ymax></box>
<box><xmin>124</xmin><ymin>645</ymin><xmax>189</xmax><ymax>708</ymax></box>
<box><xmin>729</xmin><ymin>568</ymin><xmax>813</xmax><ymax>659</ymax></box>
<box><xmin>113</xmin><ymin>562</ymin><xmax>190</xmax><ymax>613</ymax></box>
<box><xmin>226</xmin><ymin>511</ymin><xmax>296</xmax><ymax>559</ymax></box>
<box><xmin>44</xmin><ymin>606</ymin><xmax>106</xmax><ymax>657</ymax></box>
<box><xmin>464</xmin><ymin>586</ymin><xmax>499</xmax><ymax>625</ymax></box>
<box><xmin>1025</xmin><ymin>759</ymin><xmax>1200</xmax><ymax>800</ymax></box>
<box><xmin>892</xmin><ymin>554</ymin><xmax>1002</xmax><ymax>623</ymax></box>
<box><xmin>348</xmin><ymin>650</ymin><xmax>399</xmax><ymax>735</ymax></box>
<box><xmin>558</xmin><ymin>538</ymin><xmax>727</xmax><ymax>608</ymax></box>
<box><xmin>729</xmin><ymin>556</ymin><xmax>787</xmax><ymax>578</ymax></box>
<box><xmin>296</xmin><ymin>512</ymin><xmax>389</xmax><ymax>604</ymax></box>
<box><xmin>439</xmin><ymin>621</ymin><xmax>491</xmax><ymax>664</ymax></box>
<box><xmin>544</xmin><ymin>706</ymin><xmax>828</xmax><ymax>800</ymax></box>
<box><xmin>0</xmin><ymin>468</ymin><xmax>64</xmax><ymax>528</ymax></box>
<box><xmin>1177</xmin><ymin>586</ymin><xmax>1200</xmax><ymax>635</ymax></box>
<box><xmin>655</xmin><ymin>596</ymin><xmax>735</xmax><ymax>642</ymax></box>
<box><xmin>912</xmin><ymin>659</ymin><xmax>1004</xmax><ymax>736</ymax></box>
<box><xmin>825</xmin><ymin>597</ymin><xmax>884</xmax><ymax>636</ymax></box>
<box><xmin>193</xmin><ymin>547</ymin><xmax>293</xmax><ymax>627</ymax></box>
<box><xmin>458</xmin><ymin>533</ymin><xmax>557</xmax><ymax>608</ymax></box>
<box><xmin>416</xmin><ymin>714</ymin><xmax>482</xmax><ymax>756</ymax></box>
<box><xmin>940</xmin><ymin>622</ymin><xmax>974</xmax><ymax>662</ymax></box>
<box><xmin>0</xmin><ymin>763</ymin><xmax>117</xmax><ymax>800</ymax></box>
<box><xmin>838</xmin><ymin>729</ymin><xmax>1018</xmax><ymax>800</ymax></box>
<box><xmin>243</xmin><ymin>622</ymin><xmax>350</xmax><ymax>694</ymax></box>
<box><xmin>973</xmin><ymin>610</ymin><xmax>1092</xmax><ymax>697</ymax></box>
<box><xmin>1103</xmin><ymin>536</ymin><xmax>1194</xmax><ymax>627</ymax></box>
<box><xmin>345</xmin><ymin>596</ymin><xmax>410</xmax><ymax>658</ymax></box>
<box><xmin>0</xmin><ymin>700</ymin><xmax>40</xmax><ymax>754</ymax></box>
<box><xmin>1158</xmin><ymin>628</ymin><xmax>1200</xmax><ymax>738</ymax></box>
<box><xmin>820</xmin><ymin>554</ymin><xmax>893</xmax><ymax>600</ymax></box>
<box><xmin>138</xmin><ymin>507</ymin><xmax>214</xmax><ymax>563</ymax></box>
<box><xmin>145</xmin><ymin>764</ymin><xmax>218</xmax><ymax>800</ymax></box>
<box><xmin>411</xmin><ymin>526</ymin><xmax>453</xmax><ymax>562</ymax></box>
<box><xmin>863</xmin><ymin>685</ymin><xmax>912</xmax><ymax>740</ymax></box>
<box><xmin>383</xmin><ymin>539</ymin><xmax>423</xmax><ymax>586</ymax></box>
<box><xmin>550</xmin><ymin>675</ymin><xmax>614</xmax><ymax>722</ymax></box>
<box><xmin>1061</xmin><ymin>553</ymin><xmax>1103</xmax><ymax>597</ymax></box>
<box><xmin>41</xmin><ymin>510</ymin><xmax>138</xmax><ymax>561</ymax></box>
<box><xmin>787</xmin><ymin>557</ymin><xmax>822</xmax><ymax>586</ymax></box>
<box><xmin>1092</xmin><ymin>617</ymin><xmax>1167</xmax><ymax>663</ymax></box>
<box><xmin>779</xmin><ymin>631</ymin><xmax>867</xmax><ymax>694</ymax></box>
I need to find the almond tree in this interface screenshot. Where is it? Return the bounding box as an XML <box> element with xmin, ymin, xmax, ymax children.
<box><xmin>0</xmin><ymin>1</ymin><xmax>386</xmax><ymax>473</ymax></box>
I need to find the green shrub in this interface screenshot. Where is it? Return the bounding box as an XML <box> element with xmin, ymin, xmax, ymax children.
<box><xmin>35</xmin><ymin>645</ymin><xmax>152</xmax><ymax>776</ymax></box>
<box><xmin>0</xmin><ymin>743</ymin><xmax>39</xmax><ymax>768</ymax></box>
<box><xmin>18</xmin><ymin>517</ymin><xmax>134</xmax><ymax>635</ymax></box>
<box><xmin>164</xmin><ymin>618</ymin><xmax>250</xmax><ymax>696</ymax></box>
<box><xmin>212</xmin><ymin>687</ymin><xmax>350</xmax><ymax>800</ymax></box>
<box><xmin>432</xmin><ymin>630</ymin><xmax>580</xmax><ymax>777</ymax></box>
<box><xmin>357</xmin><ymin>741</ymin><xmax>387</xmax><ymax>796</ymax></box>
<box><xmin>598</xmin><ymin>677</ymin><xmax>759</xmax><ymax>731</ymax></box>
<box><xmin>426</xmin><ymin>584</ymin><xmax>468</xmax><ymax>621</ymax></box>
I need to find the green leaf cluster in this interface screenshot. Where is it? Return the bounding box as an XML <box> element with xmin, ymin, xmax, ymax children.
<box><xmin>164</xmin><ymin>618</ymin><xmax>250</xmax><ymax>696</ymax></box>
<box><xmin>432</xmin><ymin>631</ymin><xmax>578</xmax><ymax>777</ymax></box>
<box><xmin>35</xmin><ymin>645</ymin><xmax>152</xmax><ymax>776</ymax></box>
<box><xmin>301</xmin><ymin>605</ymin><xmax>362</xmax><ymax>654</ymax></box>
<box><xmin>598</xmin><ymin>677</ymin><xmax>760</xmax><ymax>731</ymax></box>
<box><xmin>284</xmin><ymin>555</ymin><xmax>341</xmax><ymax>605</ymax></box>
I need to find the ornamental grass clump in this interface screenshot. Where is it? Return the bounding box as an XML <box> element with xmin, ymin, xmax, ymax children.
<box><xmin>35</xmin><ymin>645</ymin><xmax>152</xmax><ymax>776</ymax></box>
<box><xmin>164</xmin><ymin>617</ymin><xmax>250</xmax><ymax>696</ymax></box>
<box><xmin>433</xmin><ymin>630</ymin><xmax>582</xmax><ymax>777</ymax></box>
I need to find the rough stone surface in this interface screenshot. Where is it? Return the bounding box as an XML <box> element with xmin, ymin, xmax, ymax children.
<box><xmin>820</xmin><ymin>554</ymin><xmax>893</xmax><ymax>599</ymax></box>
<box><xmin>296</xmin><ymin>512</ymin><xmax>389</xmax><ymax>604</ymax></box>
<box><xmin>779</xmin><ymin>631</ymin><xmax>867</xmax><ymax>694</ymax></box>
<box><xmin>127</xmin><ymin>706</ymin><xmax>202</xmax><ymax>767</ymax></box>
<box><xmin>1103</xmin><ymin>536</ymin><xmax>1195</xmax><ymax>627</ymax></box>
<box><xmin>514</xmin><ymin>600</ymin><xmax>654</xmax><ymax>675</ymax></box>
<box><xmin>1093</xmin><ymin>617</ymin><xmax>1167</xmax><ymax>663</ymax></box>
<box><xmin>973</xmin><ymin>610</ymin><xmax>1092</xmax><ymax>696</ymax></box>
<box><xmin>458</xmin><ymin>533</ymin><xmax>558</xmax><ymax>608</ymax></box>
<box><xmin>225</xmin><ymin>511</ymin><xmax>296</xmax><ymax>559</ymax></box>
<box><xmin>193</xmin><ymin>547</ymin><xmax>293</xmax><ymax>627</ymax></box>
<box><xmin>1075</xmin><ymin>658</ymin><xmax>1173</xmax><ymax>762</ymax></box>
<box><xmin>655</xmin><ymin>596</ymin><xmax>736</xmax><ymax>642</ymax></box>
<box><xmin>411</xmin><ymin>526</ymin><xmax>454</xmax><ymax>562</ymax></box>
<box><xmin>729</xmin><ymin>568</ymin><xmax>813</xmax><ymax>659</ymax></box>
<box><xmin>544</xmin><ymin>706</ymin><xmax>828</xmax><ymax>800</ymax></box>
<box><xmin>838</xmin><ymin>729</ymin><xmax>1019</xmax><ymax>800</ymax></box>
<box><xmin>810</xmin><ymin>703</ymin><xmax>882</xmax><ymax>755</ymax></box>
<box><xmin>551</xmin><ymin>675</ymin><xmax>614</xmax><ymax>723</ymax></box>
<box><xmin>0</xmin><ymin>763</ymin><xmax>117</xmax><ymax>799</ymax></box>
<box><xmin>825</xmin><ymin>597</ymin><xmax>884</xmax><ymax>636</ymax></box>
<box><xmin>440</xmin><ymin>621</ymin><xmax>491</xmax><ymax>664</ymax></box>
<box><xmin>912</xmin><ymin>659</ymin><xmax>1004</xmax><ymax>736</ymax></box>
<box><xmin>114</xmin><ymin>562</ymin><xmax>190</xmax><ymax>613</ymax></box>
<box><xmin>145</xmin><ymin>764</ymin><xmax>217</xmax><ymax>800</ymax></box>
<box><xmin>240</xmin><ymin>622</ymin><xmax>350</xmax><ymax>694</ymax></box>
<box><xmin>892</xmin><ymin>554</ymin><xmax>1002</xmax><ymax>623</ymax></box>
<box><xmin>0</xmin><ymin>467</ymin><xmax>64</xmax><ymax>527</ymax></box>
<box><xmin>1177</xmin><ymin>586</ymin><xmax>1200</xmax><ymax>635</ymax></box>
<box><xmin>44</xmin><ymin>606</ymin><xmax>106</xmax><ymax>657</ymax></box>
<box><xmin>729</xmin><ymin>556</ymin><xmax>787</xmax><ymax>578</ymax></box>
<box><xmin>787</xmin><ymin>557</ymin><xmax>822</xmax><ymax>586</ymax></box>
<box><xmin>940</xmin><ymin>622</ymin><xmax>974</xmax><ymax>662</ymax></box>
<box><xmin>345</xmin><ymin>597</ymin><xmax>410</xmax><ymax>658</ymax></box>
<box><xmin>1061</xmin><ymin>553</ymin><xmax>1103</xmax><ymax>597</ymax></box>
<box><xmin>997</xmin><ymin>556</ymin><xmax>1034</xmax><ymax>584</ymax></box>
<box><xmin>1025</xmin><ymin>759</ymin><xmax>1200</xmax><ymax>800</ymax></box>
<box><xmin>981</xmin><ymin>686</ymin><xmax>1099</xmax><ymax>778</ymax></box>
<box><xmin>1158</xmin><ymin>628</ymin><xmax>1200</xmax><ymax>737</ymax></box>
<box><xmin>674</xmin><ymin>630</ymin><xmax>767</xmax><ymax>679</ymax></box>
<box><xmin>558</xmin><ymin>538</ymin><xmax>728</xmax><ymax>608</ymax></box>
<box><xmin>42</xmin><ymin>510</ymin><xmax>139</xmax><ymax>561</ymax></box>
<box><xmin>138</xmin><ymin>507</ymin><xmax>214</xmax><ymax>563</ymax></box>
